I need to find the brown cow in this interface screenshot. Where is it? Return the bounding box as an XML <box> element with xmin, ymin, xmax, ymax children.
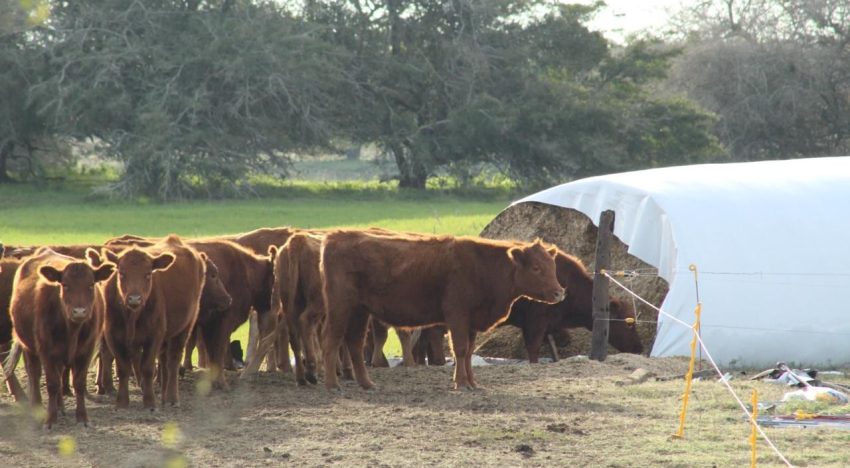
<box><xmin>182</xmin><ymin>239</ymin><xmax>272</xmax><ymax>387</ymax></box>
<box><xmin>96</xmin><ymin>251</ymin><xmax>231</xmax><ymax>395</ymax></box>
<box><xmin>1</xmin><ymin>244</ymin><xmax>111</xmax><ymax>397</ymax></box>
<box><xmin>266</xmin><ymin>233</ymin><xmax>324</xmax><ymax>385</ymax></box>
<box><xmin>244</xmin><ymin>232</ymin><xmax>357</xmax><ymax>384</ymax></box>
<box><xmin>101</xmin><ymin>235</ymin><xmax>205</xmax><ymax>409</ymax></box>
<box><xmin>8</xmin><ymin>249</ymin><xmax>114</xmax><ymax>428</ymax></box>
<box><xmin>504</xmin><ymin>252</ymin><xmax>644</xmax><ymax>362</ymax></box>
<box><xmin>110</xmin><ymin>229</ymin><xmax>296</xmax><ymax>373</ymax></box>
<box><xmin>320</xmin><ymin>231</ymin><xmax>565</xmax><ymax>391</ymax></box>
<box><xmin>106</xmin><ymin>235</ymin><xmax>275</xmax><ymax>382</ymax></box>
<box><xmin>183</xmin><ymin>254</ymin><xmax>234</xmax><ymax>371</ymax></box>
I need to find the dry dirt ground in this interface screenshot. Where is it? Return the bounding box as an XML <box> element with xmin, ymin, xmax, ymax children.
<box><xmin>3</xmin><ymin>354</ymin><xmax>850</xmax><ymax>467</ymax></box>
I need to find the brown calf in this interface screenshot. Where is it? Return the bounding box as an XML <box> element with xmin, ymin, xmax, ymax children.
<box><xmin>320</xmin><ymin>231</ymin><xmax>565</xmax><ymax>391</ymax></box>
<box><xmin>504</xmin><ymin>252</ymin><xmax>643</xmax><ymax>362</ymax></box>
<box><xmin>101</xmin><ymin>235</ymin><xmax>205</xmax><ymax>409</ymax></box>
<box><xmin>8</xmin><ymin>249</ymin><xmax>114</xmax><ymax>428</ymax></box>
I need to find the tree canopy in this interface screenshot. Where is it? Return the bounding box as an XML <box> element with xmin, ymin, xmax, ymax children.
<box><xmin>1</xmin><ymin>1</ymin><xmax>733</xmax><ymax>198</ymax></box>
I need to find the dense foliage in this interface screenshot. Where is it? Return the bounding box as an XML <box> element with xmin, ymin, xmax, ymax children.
<box><xmin>9</xmin><ymin>0</ymin><xmax>817</xmax><ymax>199</ymax></box>
<box><xmin>668</xmin><ymin>0</ymin><xmax>850</xmax><ymax>161</ymax></box>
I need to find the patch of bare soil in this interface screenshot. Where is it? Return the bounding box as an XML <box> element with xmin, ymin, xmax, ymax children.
<box><xmin>0</xmin><ymin>355</ymin><xmax>694</xmax><ymax>467</ymax></box>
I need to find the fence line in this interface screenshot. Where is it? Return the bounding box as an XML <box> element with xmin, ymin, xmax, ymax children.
<box><xmin>603</xmin><ymin>271</ymin><xmax>794</xmax><ymax>467</ymax></box>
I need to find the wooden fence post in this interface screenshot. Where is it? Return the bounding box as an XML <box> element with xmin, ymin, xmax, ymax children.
<box><xmin>590</xmin><ymin>210</ymin><xmax>615</xmax><ymax>361</ymax></box>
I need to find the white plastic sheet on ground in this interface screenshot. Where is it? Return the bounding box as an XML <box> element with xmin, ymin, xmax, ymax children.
<box><xmin>514</xmin><ymin>156</ymin><xmax>850</xmax><ymax>367</ymax></box>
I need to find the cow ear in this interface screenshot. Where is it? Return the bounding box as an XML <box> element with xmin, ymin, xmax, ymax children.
<box><xmin>39</xmin><ymin>265</ymin><xmax>64</xmax><ymax>284</ymax></box>
<box><xmin>507</xmin><ymin>247</ymin><xmax>526</xmax><ymax>265</ymax></box>
<box><xmin>547</xmin><ymin>246</ymin><xmax>559</xmax><ymax>258</ymax></box>
<box><xmin>93</xmin><ymin>263</ymin><xmax>116</xmax><ymax>282</ymax></box>
<box><xmin>86</xmin><ymin>248</ymin><xmax>103</xmax><ymax>267</ymax></box>
<box><xmin>152</xmin><ymin>253</ymin><xmax>176</xmax><ymax>271</ymax></box>
<box><xmin>102</xmin><ymin>248</ymin><xmax>120</xmax><ymax>264</ymax></box>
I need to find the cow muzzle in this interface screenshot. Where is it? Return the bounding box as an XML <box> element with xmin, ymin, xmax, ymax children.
<box><xmin>125</xmin><ymin>294</ymin><xmax>143</xmax><ymax>308</ymax></box>
<box><xmin>549</xmin><ymin>288</ymin><xmax>566</xmax><ymax>303</ymax></box>
<box><xmin>71</xmin><ymin>307</ymin><xmax>89</xmax><ymax>321</ymax></box>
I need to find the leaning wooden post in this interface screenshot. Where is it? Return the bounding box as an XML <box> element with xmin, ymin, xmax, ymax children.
<box><xmin>590</xmin><ymin>210</ymin><xmax>615</xmax><ymax>361</ymax></box>
<box><xmin>245</xmin><ymin>309</ymin><xmax>259</xmax><ymax>368</ymax></box>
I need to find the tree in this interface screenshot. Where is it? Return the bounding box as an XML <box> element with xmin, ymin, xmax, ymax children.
<box><xmin>36</xmin><ymin>1</ymin><xmax>351</xmax><ymax>199</ymax></box>
<box><xmin>667</xmin><ymin>0</ymin><xmax>850</xmax><ymax>161</ymax></box>
<box><xmin>0</xmin><ymin>0</ymin><xmax>54</xmax><ymax>182</ymax></box>
<box><xmin>311</xmin><ymin>1</ymin><xmax>724</xmax><ymax>188</ymax></box>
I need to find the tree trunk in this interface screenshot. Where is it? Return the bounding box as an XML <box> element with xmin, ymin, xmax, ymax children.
<box><xmin>390</xmin><ymin>142</ymin><xmax>427</xmax><ymax>189</ymax></box>
<box><xmin>0</xmin><ymin>142</ymin><xmax>14</xmax><ymax>183</ymax></box>
<box><xmin>398</xmin><ymin>171</ymin><xmax>427</xmax><ymax>189</ymax></box>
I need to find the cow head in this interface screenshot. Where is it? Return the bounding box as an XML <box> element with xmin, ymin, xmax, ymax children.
<box><xmin>39</xmin><ymin>255</ymin><xmax>115</xmax><ymax>324</ymax></box>
<box><xmin>508</xmin><ymin>240</ymin><xmax>566</xmax><ymax>304</ymax></box>
<box><xmin>199</xmin><ymin>253</ymin><xmax>232</xmax><ymax>313</ymax></box>
<box><xmin>102</xmin><ymin>247</ymin><xmax>175</xmax><ymax>311</ymax></box>
<box><xmin>608</xmin><ymin>298</ymin><xmax>644</xmax><ymax>354</ymax></box>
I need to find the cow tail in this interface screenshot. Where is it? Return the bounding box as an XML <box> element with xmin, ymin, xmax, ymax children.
<box><xmin>2</xmin><ymin>341</ymin><xmax>21</xmax><ymax>376</ymax></box>
<box><xmin>282</xmin><ymin>241</ymin><xmax>299</xmax><ymax>351</ymax></box>
<box><xmin>2</xmin><ymin>341</ymin><xmax>28</xmax><ymax>401</ymax></box>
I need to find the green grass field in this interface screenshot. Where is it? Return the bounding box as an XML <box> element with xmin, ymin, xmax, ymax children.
<box><xmin>0</xmin><ymin>178</ymin><xmax>517</xmax><ymax>359</ymax></box>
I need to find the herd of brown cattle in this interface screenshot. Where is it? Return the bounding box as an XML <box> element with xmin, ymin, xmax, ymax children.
<box><xmin>0</xmin><ymin>227</ymin><xmax>643</xmax><ymax>428</ymax></box>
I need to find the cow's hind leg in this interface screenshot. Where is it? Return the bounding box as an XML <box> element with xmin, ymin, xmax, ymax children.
<box><xmin>322</xmin><ymin>318</ymin><xmax>346</xmax><ymax>391</ymax></box>
<box><xmin>23</xmin><ymin>350</ymin><xmax>42</xmax><ymax>406</ymax></box>
<box><xmin>425</xmin><ymin>327</ymin><xmax>447</xmax><ymax>366</ymax></box>
<box><xmin>96</xmin><ymin>344</ymin><xmax>116</xmax><ymax>395</ymax></box>
<box><xmin>139</xmin><ymin>343</ymin><xmax>158</xmax><ymax>410</ymax></box>
<box><xmin>163</xmin><ymin>333</ymin><xmax>187</xmax><ymax>407</ymax></box>
<box><xmin>42</xmin><ymin>361</ymin><xmax>62</xmax><ymax>429</ymax></box>
<box><xmin>113</xmin><ymin>351</ymin><xmax>133</xmax><ymax>409</ymax></box>
<box><xmin>466</xmin><ymin>330</ymin><xmax>479</xmax><ymax>389</ymax></box>
<box><xmin>300</xmin><ymin>306</ymin><xmax>322</xmax><ymax>384</ymax></box>
<box><xmin>61</xmin><ymin>367</ymin><xmax>72</xmax><ymax>397</ymax></box>
<box><xmin>345</xmin><ymin>310</ymin><xmax>374</xmax><ymax>390</ymax></box>
<box><xmin>200</xmin><ymin>321</ymin><xmax>228</xmax><ymax>390</ymax></box>
<box><xmin>446</xmin><ymin>325</ymin><xmax>472</xmax><ymax>390</ymax></box>
<box><xmin>397</xmin><ymin>328</ymin><xmax>416</xmax><ymax>367</ymax></box>
<box><xmin>522</xmin><ymin>318</ymin><xmax>548</xmax><ymax>364</ymax></box>
<box><xmin>72</xmin><ymin>355</ymin><xmax>91</xmax><ymax>426</ymax></box>
<box><xmin>369</xmin><ymin>319</ymin><xmax>389</xmax><ymax>367</ymax></box>
<box><xmin>181</xmin><ymin>325</ymin><xmax>198</xmax><ymax>376</ymax></box>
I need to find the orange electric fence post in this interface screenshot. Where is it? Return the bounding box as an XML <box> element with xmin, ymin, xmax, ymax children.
<box><xmin>673</xmin><ymin>264</ymin><xmax>702</xmax><ymax>439</ymax></box>
<box><xmin>750</xmin><ymin>389</ymin><xmax>759</xmax><ymax>467</ymax></box>
<box><xmin>672</xmin><ymin>301</ymin><xmax>701</xmax><ymax>439</ymax></box>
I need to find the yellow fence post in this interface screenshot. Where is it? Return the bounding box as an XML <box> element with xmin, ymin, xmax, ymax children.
<box><xmin>750</xmin><ymin>389</ymin><xmax>759</xmax><ymax>467</ymax></box>
<box><xmin>672</xmin><ymin>302</ymin><xmax>701</xmax><ymax>439</ymax></box>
